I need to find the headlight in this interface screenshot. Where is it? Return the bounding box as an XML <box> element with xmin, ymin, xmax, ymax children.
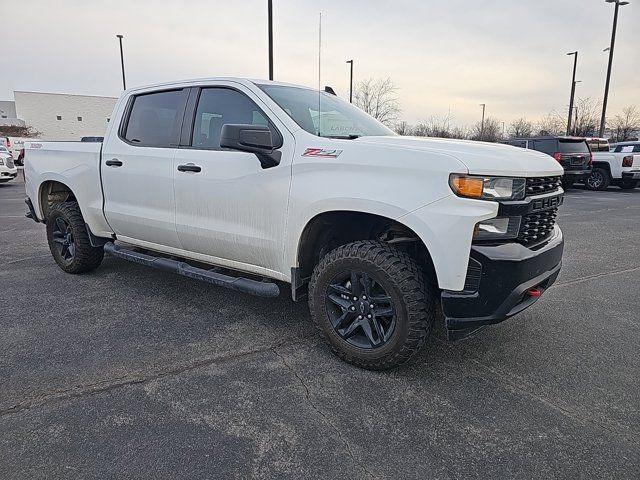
<box><xmin>474</xmin><ymin>216</ymin><xmax>521</xmax><ymax>240</ymax></box>
<box><xmin>450</xmin><ymin>174</ymin><xmax>526</xmax><ymax>201</ymax></box>
<box><xmin>0</xmin><ymin>158</ymin><xmax>4</xmax><ymax>166</ymax></box>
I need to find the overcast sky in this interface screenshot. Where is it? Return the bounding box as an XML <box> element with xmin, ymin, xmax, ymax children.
<box><xmin>1</xmin><ymin>0</ymin><xmax>638</xmax><ymax>126</ymax></box>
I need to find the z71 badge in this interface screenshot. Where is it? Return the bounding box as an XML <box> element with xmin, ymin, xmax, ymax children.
<box><xmin>302</xmin><ymin>148</ymin><xmax>343</xmax><ymax>158</ymax></box>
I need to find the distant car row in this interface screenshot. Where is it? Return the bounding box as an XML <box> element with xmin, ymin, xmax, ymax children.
<box><xmin>0</xmin><ymin>145</ymin><xmax>18</xmax><ymax>183</ymax></box>
<box><xmin>504</xmin><ymin>136</ymin><xmax>640</xmax><ymax>191</ymax></box>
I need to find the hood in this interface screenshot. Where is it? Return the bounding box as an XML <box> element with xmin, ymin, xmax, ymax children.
<box><xmin>355</xmin><ymin>136</ymin><xmax>564</xmax><ymax>177</ymax></box>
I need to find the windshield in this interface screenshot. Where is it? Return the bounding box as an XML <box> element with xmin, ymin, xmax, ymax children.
<box><xmin>259</xmin><ymin>84</ymin><xmax>395</xmax><ymax>138</ymax></box>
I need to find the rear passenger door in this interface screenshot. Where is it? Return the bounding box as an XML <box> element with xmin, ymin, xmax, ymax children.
<box><xmin>102</xmin><ymin>88</ymin><xmax>188</xmax><ymax>248</ymax></box>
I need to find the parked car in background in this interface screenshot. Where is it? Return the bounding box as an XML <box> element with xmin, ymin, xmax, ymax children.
<box><xmin>24</xmin><ymin>77</ymin><xmax>565</xmax><ymax>369</ymax></box>
<box><xmin>588</xmin><ymin>141</ymin><xmax>640</xmax><ymax>190</ymax></box>
<box><xmin>585</xmin><ymin>137</ymin><xmax>610</xmax><ymax>153</ymax></box>
<box><xmin>0</xmin><ymin>146</ymin><xmax>18</xmax><ymax>183</ymax></box>
<box><xmin>15</xmin><ymin>148</ymin><xmax>25</xmax><ymax>166</ymax></box>
<box><xmin>505</xmin><ymin>136</ymin><xmax>592</xmax><ymax>188</ymax></box>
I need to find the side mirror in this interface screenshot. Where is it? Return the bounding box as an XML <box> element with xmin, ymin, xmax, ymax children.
<box><xmin>220</xmin><ymin>124</ymin><xmax>281</xmax><ymax>169</ymax></box>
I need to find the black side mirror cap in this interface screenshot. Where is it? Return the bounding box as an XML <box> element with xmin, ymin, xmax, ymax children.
<box><xmin>220</xmin><ymin>124</ymin><xmax>281</xmax><ymax>169</ymax></box>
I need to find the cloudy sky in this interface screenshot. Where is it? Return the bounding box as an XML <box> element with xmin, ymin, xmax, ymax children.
<box><xmin>2</xmin><ymin>0</ymin><xmax>638</xmax><ymax>126</ymax></box>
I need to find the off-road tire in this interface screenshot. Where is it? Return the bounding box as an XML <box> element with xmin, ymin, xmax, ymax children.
<box><xmin>308</xmin><ymin>240</ymin><xmax>435</xmax><ymax>370</ymax></box>
<box><xmin>46</xmin><ymin>201</ymin><xmax>104</xmax><ymax>274</ymax></box>
<box><xmin>585</xmin><ymin>168</ymin><xmax>610</xmax><ymax>191</ymax></box>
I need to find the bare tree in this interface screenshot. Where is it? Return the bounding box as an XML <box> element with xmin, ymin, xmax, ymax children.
<box><xmin>610</xmin><ymin>106</ymin><xmax>640</xmax><ymax>142</ymax></box>
<box><xmin>571</xmin><ymin>97</ymin><xmax>601</xmax><ymax>137</ymax></box>
<box><xmin>354</xmin><ymin>78</ymin><xmax>401</xmax><ymax>126</ymax></box>
<box><xmin>470</xmin><ymin>116</ymin><xmax>502</xmax><ymax>142</ymax></box>
<box><xmin>508</xmin><ymin>118</ymin><xmax>534</xmax><ymax>138</ymax></box>
<box><xmin>535</xmin><ymin>113</ymin><xmax>565</xmax><ymax>136</ymax></box>
<box><xmin>394</xmin><ymin>121</ymin><xmax>412</xmax><ymax>136</ymax></box>
<box><xmin>410</xmin><ymin>115</ymin><xmax>469</xmax><ymax>139</ymax></box>
<box><xmin>0</xmin><ymin>124</ymin><xmax>41</xmax><ymax>138</ymax></box>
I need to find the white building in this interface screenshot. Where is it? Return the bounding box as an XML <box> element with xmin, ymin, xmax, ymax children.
<box><xmin>13</xmin><ymin>91</ymin><xmax>118</xmax><ymax>140</ymax></box>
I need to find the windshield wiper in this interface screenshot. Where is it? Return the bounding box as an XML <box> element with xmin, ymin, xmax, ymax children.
<box><xmin>321</xmin><ymin>134</ymin><xmax>361</xmax><ymax>139</ymax></box>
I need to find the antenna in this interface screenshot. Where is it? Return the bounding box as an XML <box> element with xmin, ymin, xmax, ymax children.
<box><xmin>318</xmin><ymin>12</ymin><xmax>322</xmax><ymax>136</ymax></box>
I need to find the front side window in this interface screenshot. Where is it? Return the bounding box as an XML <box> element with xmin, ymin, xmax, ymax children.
<box><xmin>259</xmin><ymin>84</ymin><xmax>395</xmax><ymax>138</ymax></box>
<box><xmin>191</xmin><ymin>88</ymin><xmax>278</xmax><ymax>149</ymax></box>
<box><xmin>124</xmin><ymin>89</ymin><xmax>186</xmax><ymax>147</ymax></box>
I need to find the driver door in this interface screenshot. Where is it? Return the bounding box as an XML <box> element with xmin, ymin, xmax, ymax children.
<box><xmin>172</xmin><ymin>85</ymin><xmax>292</xmax><ymax>275</ymax></box>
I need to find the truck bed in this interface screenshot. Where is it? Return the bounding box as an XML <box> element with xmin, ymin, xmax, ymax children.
<box><xmin>24</xmin><ymin>141</ymin><xmax>112</xmax><ymax>237</ymax></box>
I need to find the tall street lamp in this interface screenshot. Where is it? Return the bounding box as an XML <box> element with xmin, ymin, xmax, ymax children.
<box><xmin>479</xmin><ymin>103</ymin><xmax>486</xmax><ymax>140</ymax></box>
<box><xmin>268</xmin><ymin>0</ymin><xmax>274</xmax><ymax>80</ymax></box>
<box><xmin>346</xmin><ymin>60</ymin><xmax>354</xmax><ymax>103</ymax></box>
<box><xmin>566</xmin><ymin>51</ymin><xmax>578</xmax><ymax>135</ymax></box>
<box><xmin>599</xmin><ymin>0</ymin><xmax>629</xmax><ymax>137</ymax></box>
<box><xmin>116</xmin><ymin>34</ymin><xmax>126</xmax><ymax>90</ymax></box>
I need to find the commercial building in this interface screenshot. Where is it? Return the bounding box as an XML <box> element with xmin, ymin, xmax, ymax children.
<box><xmin>2</xmin><ymin>91</ymin><xmax>118</xmax><ymax>140</ymax></box>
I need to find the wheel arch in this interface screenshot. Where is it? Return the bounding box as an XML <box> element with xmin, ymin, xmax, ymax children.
<box><xmin>591</xmin><ymin>161</ymin><xmax>612</xmax><ymax>178</ymax></box>
<box><xmin>293</xmin><ymin>210</ymin><xmax>438</xmax><ymax>300</ymax></box>
<box><xmin>38</xmin><ymin>180</ymin><xmax>77</xmax><ymax>221</ymax></box>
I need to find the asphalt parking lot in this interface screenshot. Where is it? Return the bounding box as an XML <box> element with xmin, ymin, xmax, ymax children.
<box><xmin>1</xmin><ymin>174</ymin><xmax>638</xmax><ymax>479</ymax></box>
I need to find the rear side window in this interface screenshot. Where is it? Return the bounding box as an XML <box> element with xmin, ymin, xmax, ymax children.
<box><xmin>509</xmin><ymin>140</ymin><xmax>527</xmax><ymax>148</ymax></box>
<box><xmin>191</xmin><ymin>88</ymin><xmax>280</xmax><ymax>149</ymax></box>
<box><xmin>559</xmin><ymin>139</ymin><xmax>589</xmax><ymax>154</ymax></box>
<box><xmin>123</xmin><ymin>89</ymin><xmax>187</xmax><ymax>147</ymax></box>
<box><xmin>532</xmin><ymin>139</ymin><xmax>556</xmax><ymax>155</ymax></box>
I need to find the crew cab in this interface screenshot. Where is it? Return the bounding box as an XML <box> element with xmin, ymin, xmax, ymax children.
<box><xmin>24</xmin><ymin>78</ymin><xmax>565</xmax><ymax>369</ymax></box>
<box><xmin>588</xmin><ymin>141</ymin><xmax>640</xmax><ymax>190</ymax></box>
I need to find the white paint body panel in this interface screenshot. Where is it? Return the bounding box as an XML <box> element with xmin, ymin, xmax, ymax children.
<box><xmin>25</xmin><ymin>77</ymin><xmax>563</xmax><ymax>293</ymax></box>
<box><xmin>592</xmin><ymin>152</ymin><xmax>640</xmax><ymax>179</ymax></box>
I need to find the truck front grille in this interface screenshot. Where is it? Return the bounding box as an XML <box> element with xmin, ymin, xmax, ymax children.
<box><xmin>518</xmin><ymin>207</ymin><xmax>558</xmax><ymax>245</ymax></box>
<box><xmin>525</xmin><ymin>176</ymin><xmax>561</xmax><ymax>196</ymax></box>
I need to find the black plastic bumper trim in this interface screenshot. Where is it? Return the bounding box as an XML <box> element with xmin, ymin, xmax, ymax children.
<box><xmin>24</xmin><ymin>197</ymin><xmax>41</xmax><ymax>223</ymax></box>
<box><xmin>442</xmin><ymin>226</ymin><xmax>564</xmax><ymax>341</ymax></box>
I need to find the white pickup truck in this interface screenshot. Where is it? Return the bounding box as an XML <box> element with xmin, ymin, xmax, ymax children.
<box><xmin>24</xmin><ymin>78</ymin><xmax>565</xmax><ymax>369</ymax></box>
<box><xmin>588</xmin><ymin>141</ymin><xmax>640</xmax><ymax>190</ymax></box>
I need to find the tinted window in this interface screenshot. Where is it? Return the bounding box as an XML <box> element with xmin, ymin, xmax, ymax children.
<box><xmin>532</xmin><ymin>139</ymin><xmax>557</xmax><ymax>155</ymax></box>
<box><xmin>509</xmin><ymin>140</ymin><xmax>527</xmax><ymax>148</ymax></box>
<box><xmin>191</xmin><ymin>88</ymin><xmax>277</xmax><ymax>149</ymax></box>
<box><xmin>559</xmin><ymin>139</ymin><xmax>589</xmax><ymax>154</ymax></box>
<box><xmin>124</xmin><ymin>90</ymin><xmax>186</xmax><ymax>147</ymax></box>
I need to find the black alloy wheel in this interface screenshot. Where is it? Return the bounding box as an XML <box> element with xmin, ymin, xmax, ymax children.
<box><xmin>51</xmin><ymin>216</ymin><xmax>75</xmax><ymax>265</ymax></box>
<box><xmin>326</xmin><ymin>270</ymin><xmax>396</xmax><ymax>349</ymax></box>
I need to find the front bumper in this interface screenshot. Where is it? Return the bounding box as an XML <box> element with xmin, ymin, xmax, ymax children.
<box><xmin>0</xmin><ymin>169</ymin><xmax>18</xmax><ymax>181</ymax></box>
<box><xmin>441</xmin><ymin>225</ymin><xmax>564</xmax><ymax>340</ymax></box>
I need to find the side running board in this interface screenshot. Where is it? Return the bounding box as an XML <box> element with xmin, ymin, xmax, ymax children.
<box><xmin>103</xmin><ymin>243</ymin><xmax>280</xmax><ymax>298</ymax></box>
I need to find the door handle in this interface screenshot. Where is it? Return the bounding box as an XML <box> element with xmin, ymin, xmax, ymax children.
<box><xmin>105</xmin><ymin>159</ymin><xmax>123</xmax><ymax>167</ymax></box>
<box><xmin>177</xmin><ymin>164</ymin><xmax>202</xmax><ymax>173</ymax></box>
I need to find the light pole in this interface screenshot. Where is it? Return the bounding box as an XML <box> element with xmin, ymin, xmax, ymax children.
<box><xmin>346</xmin><ymin>60</ymin><xmax>354</xmax><ymax>103</ymax></box>
<box><xmin>573</xmin><ymin>106</ymin><xmax>579</xmax><ymax>136</ymax></box>
<box><xmin>599</xmin><ymin>0</ymin><xmax>629</xmax><ymax>137</ymax></box>
<box><xmin>479</xmin><ymin>103</ymin><xmax>486</xmax><ymax>140</ymax></box>
<box><xmin>116</xmin><ymin>34</ymin><xmax>126</xmax><ymax>90</ymax></box>
<box><xmin>268</xmin><ymin>0</ymin><xmax>274</xmax><ymax>80</ymax></box>
<box><xmin>566</xmin><ymin>51</ymin><xmax>578</xmax><ymax>135</ymax></box>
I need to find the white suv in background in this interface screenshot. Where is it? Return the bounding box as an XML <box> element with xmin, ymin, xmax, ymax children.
<box><xmin>0</xmin><ymin>146</ymin><xmax>18</xmax><ymax>183</ymax></box>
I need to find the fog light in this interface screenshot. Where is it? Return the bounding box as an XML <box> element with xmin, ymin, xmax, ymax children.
<box><xmin>474</xmin><ymin>217</ymin><xmax>520</xmax><ymax>240</ymax></box>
